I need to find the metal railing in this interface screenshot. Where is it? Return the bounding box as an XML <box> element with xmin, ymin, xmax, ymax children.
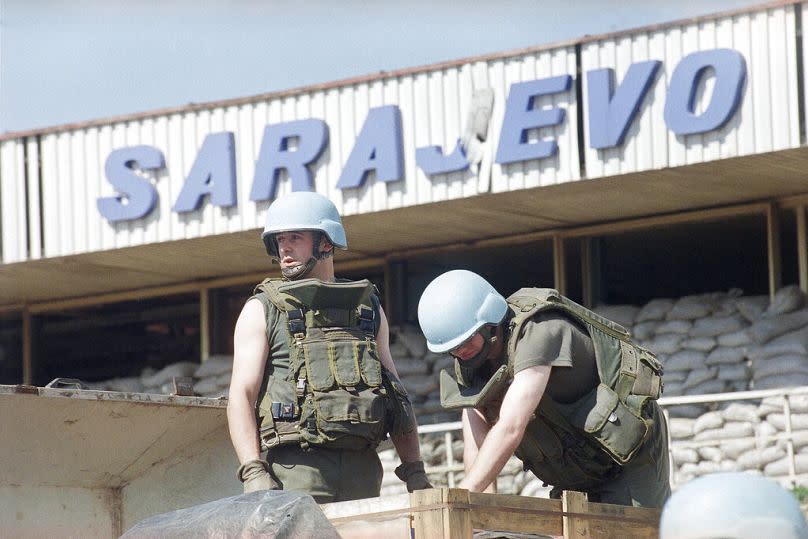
<box><xmin>414</xmin><ymin>385</ymin><xmax>808</xmax><ymax>491</ymax></box>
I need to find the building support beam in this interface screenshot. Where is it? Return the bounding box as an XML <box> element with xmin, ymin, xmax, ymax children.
<box><xmin>200</xmin><ymin>287</ymin><xmax>210</xmax><ymax>362</ymax></box>
<box><xmin>798</xmin><ymin>205</ymin><xmax>808</xmax><ymax>293</ymax></box>
<box><xmin>553</xmin><ymin>235</ymin><xmax>566</xmax><ymax>296</ymax></box>
<box><xmin>384</xmin><ymin>259</ymin><xmax>408</xmax><ymax>326</ymax></box>
<box><xmin>22</xmin><ymin>306</ymin><xmax>32</xmax><ymax>385</ymax></box>
<box><xmin>767</xmin><ymin>203</ymin><xmax>783</xmax><ymax>301</ymax></box>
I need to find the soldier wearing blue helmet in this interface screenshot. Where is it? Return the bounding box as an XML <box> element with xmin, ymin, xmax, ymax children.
<box><xmin>418</xmin><ymin>270</ymin><xmax>670</xmax><ymax>507</ymax></box>
<box><xmin>660</xmin><ymin>472</ymin><xmax>808</xmax><ymax>539</ymax></box>
<box><xmin>228</xmin><ymin>191</ymin><xmax>431</xmax><ymax>502</ymax></box>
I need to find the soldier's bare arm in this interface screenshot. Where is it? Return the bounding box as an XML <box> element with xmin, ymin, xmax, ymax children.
<box><xmin>458</xmin><ymin>365</ymin><xmax>551</xmax><ymax>492</ymax></box>
<box><xmin>376</xmin><ymin>307</ymin><xmax>423</xmax><ymax>463</ymax></box>
<box><xmin>461</xmin><ymin>407</ymin><xmax>497</xmax><ymax>492</ymax></box>
<box><xmin>227</xmin><ymin>298</ymin><xmax>270</xmax><ymax>465</ymax></box>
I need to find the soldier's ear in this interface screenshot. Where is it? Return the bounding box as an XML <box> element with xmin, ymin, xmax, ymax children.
<box><xmin>320</xmin><ymin>236</ymin><xmax>334</xmax><ymax>253</ymax></box>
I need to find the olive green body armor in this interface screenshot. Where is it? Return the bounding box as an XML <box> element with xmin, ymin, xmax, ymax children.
<box><xmin>440</xmin><ymin>288</ymin><xmax>664</xmax><ymax>491</ymax></box>
<box><xmin>254</xmin><ymin>278</ymin><xmax>413</xmax><ymax>451</ymax></box>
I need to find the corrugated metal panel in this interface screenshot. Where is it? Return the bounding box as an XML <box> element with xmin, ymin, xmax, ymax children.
<box><xmin>582</xmin><ymin>4</ymin><xmax>800</xmax><ymax>177</ymax></box>
<box><xmin>0</xmin><ymin>139</ymin><xmax>27</xmax><ymax>263</ymax></box>
<box><xmin>1</xmin><ymin>3</ymin><xmax>803</xmax><ymax>262</ymax></box>
<box><xmin>29</xmin><ymin>44</ymin><xmax>581</xmax><ymax>257</ymax></box>
<box><xmin>490</xmin><ymin>47</ymin><xmax>581</xmax><ymax>193</ymax></box>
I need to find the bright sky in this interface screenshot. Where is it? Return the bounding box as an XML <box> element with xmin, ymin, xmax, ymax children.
<box><xmin>0</xmin><ymin>0</ymin><xmax>761</xmax><ymax>134</ymax></box>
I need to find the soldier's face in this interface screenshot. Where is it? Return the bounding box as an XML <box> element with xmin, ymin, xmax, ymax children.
<box><xmin>276</xmin><ymin>231</ymin><xmax>316</xmax><ymax>270</ymax></box>
<box><xmin>450</xmin><ymin>332</ymin><xmax>484</xmax><ymax>361</ymax></box>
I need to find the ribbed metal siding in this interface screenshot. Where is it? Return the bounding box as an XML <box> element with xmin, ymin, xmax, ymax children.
<box><xmin>19</xmin><ymin>46</ymin><xmax>580</xmax><ymax>257</ymax></box>
<box><xmin>582</xmin><ymin>4</ymin><xmax>800</xmax><ymax>177</ymax></box>
<box><xmin>0</xmin><ymin>140</ymin><xmax>27</xmax><ymax>263</ymax></box>
<box><xmin>489</xmin><ymin>47</ymin><xmax>581</xmax><ymax>193</ymax></box>
<box><xmin>0</xmin><ymin>4</ymin><xmax>802</xmax><ymax>261</ymax></box>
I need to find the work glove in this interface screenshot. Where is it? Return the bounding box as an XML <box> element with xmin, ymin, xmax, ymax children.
<box><xmin>237</xmin><ymin>459</ymin><xmax>281</xmax><ymax>494</ymax></box>
<box><xmin>394</xmin><ymin>460</ymin><xmax>433</xmax><ymax>492</ymax></box>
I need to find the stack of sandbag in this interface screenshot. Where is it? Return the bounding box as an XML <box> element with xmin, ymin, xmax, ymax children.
<box><xmin>744</xmin><ymin>286</ymin><xmax>808</xmax><ymax>390</ymax></box>
<box><xmin>596</xmin><ymin>290</ymin><xmax>756</xmax><ymax>418</ymax></box>
<box><xmin>668</xmin><ymin>395</ymin><xmax>808</xmax><ymax>484</ymax></box>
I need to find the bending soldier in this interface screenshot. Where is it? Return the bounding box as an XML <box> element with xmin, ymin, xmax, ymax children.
<box><xmin>227</xmin><ymin>191</ymin><xmax>431</xmax><ymax>503</ymax></box>
<box><xmin>417</xmin><ymin>269</ymin><xmax>670</xmax><ymax>507</ymax></box>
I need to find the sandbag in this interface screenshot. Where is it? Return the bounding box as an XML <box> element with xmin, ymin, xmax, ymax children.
<box><xmin>734</xmin><ymin>295</ymin><xmax>768</xmax><ymax>322</ymax></box>
<box><xmin>720</xmin><ymin>403</ymin><xmax>759</xmax><ymax>423</ymax></box>
<box><xmin>680</xmin><ymin>337</ymin><xmax>717</xmax><ymax>352</ymax></box>
<box><xmin>737</xmin><ymin>446</ymin><xmax>786</xmax><ymax>470</ymax></box>
<box><xmin>664</xmin><ymin>350</ymin><xmax>707</xmax><ymax>372</ymax></box>
<box><xmin>668</xmin><ymin>418</ymin><xmax>695</xmax><ymax>439</ymax></box>
<box><xmin>636</xmin><ymin>298</ymin><xmax>674</xmax><ymax>322</ymax></box>
<box><xmin>693</xmin><ymin>411</ymin><xmax>723</xmax><ymax>434</ymax></box>
<box><xmin>747</xmin><ymin>308</ymin><xmax>808</xmax><ymax>344</ymax></box>
<box><xmin>682</xmin><ymin>368</ymin><xmax>718</xmax><ymax>390</ymax></box>
<box><xmin>194</xmin><ymin>355</ymin><xmax>233</xmax><ymax>378</ymax></box>
<box><xmin>767</xmin><ymin>413</ymin><xmax>808</xmax><ymax>431</ymax></box>
<box><xmin>393</xmin><ymin>324</ymin><xmax>429</xmax><ymax>358</ymax></box>
<box><xmin>667</xmin><ymin>404</ymin><xmax>708</xmax><ymax>418</ymax></box>
<box><xmin>720</xmin><ymin>439</ymin><xmax>756</xmax><ymax>459</ymax></box>
<box><xmin>646</xmin><ymin>334</ymin><xmax>685</xmax><ymax>355</ymax></box>
<box><xmin>763</xmin><ymin>285</ymin><xmax>805</xmax><ymax>317</ymax></box>
<box><xmin>592</xmin><ymin>304</ymin><xmax>639</xmax><ymax>328</ymax></box>
<box><xmin>693</xmin><ymin>421</ymin><xmax>754</xmax><ymax>441</ymax></box>
<box><xmin>690</xmin><ymin>315</ymin><xmax>746</xmax><ymax>338</ymax></box>
<box><xmin>686</xmin><ymin>379</ymin><xmax>728</xmax><ymax>395</ymax></box>
<box><xmin>667</xmin><ymin>294</ymin><xmax>714</xmax><ymax>321</ymax></box>
<box><xmin>631</xmin><ymin>321</ymin><xmax>659</xmax><ymax>340</ymax></box>
<box><xmin>717</xmin><ymin>329</ymin><xmax>752</xmax><ymax>347</ymax></box>
<box><xmin>717</xmin><ymin>364</ymin><xmax>750</xmax><ymax>383</ymax></box>
<box><xmin>705</xmin><ymin>347</ymin><xmax>744</xmax><ymax>366</ymax></box>
<box><xmin>655</xmin><ymin>320</ymin><xmax>692</xmax><ymax>335</ymax></box>
<box><xmin>752</xmin><ymin>355</ymin><xmax>808</xmax><ymax>379</ymax></box>
<box><xmin>672</xmin><ymin>447</ymin><xmax>699</xmax><ymax>464</ymax></box>
<box><xmin>754</xmin><ymin>373</ymin><xmax>808</xmax><ymax>390</ymax></box>
<box><xmin>764</xmin><ymin>453</ymin><xmax>808</xmax><ymax>475</ymax></box>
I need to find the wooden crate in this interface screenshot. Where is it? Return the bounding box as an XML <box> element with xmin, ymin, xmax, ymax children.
<box><xmin>322</xmin><ymin>488</ymin><xmax>660</xmax><ymax>539</ymax></box>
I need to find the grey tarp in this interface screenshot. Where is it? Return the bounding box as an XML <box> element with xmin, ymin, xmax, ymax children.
<box><xmin>120</xmin><ymin>490</ymin><xmax>341</xmax><ymax>539</ymax></box>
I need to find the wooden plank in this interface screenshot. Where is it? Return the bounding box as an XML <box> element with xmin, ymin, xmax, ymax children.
<box><xmin>577</xmin><ymin>501</ymin><xmax>660</xmax><ymax>539</ymax></box>
<box><xmin>468</xmin><ymin>491</ymin><xmax>563</xmax><ymax>536</ymax></box>
<box><xmin>410</xmin><ymin>488</ymin><xmax>447</xmax><ymax>539</ymax></box>
<box><xmin>563</xmin><ymin>490</ymin><xmax>590</xmax><ymax>538</ymax></box>
<box><xmin>410</xmin><ymin>488</ymin><xmax>472</xmax><ymax>539</ymax></box>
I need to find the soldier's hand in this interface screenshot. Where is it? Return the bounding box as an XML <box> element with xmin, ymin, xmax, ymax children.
<box><xmin>395</xmin><ymin>460</ymin><xmax>433</xmax><ymax>492</ymax></box>
<box><xmin>237</xmin><ymin>459</ymin><xmax>281</xmax><ymax>493</ymax></box>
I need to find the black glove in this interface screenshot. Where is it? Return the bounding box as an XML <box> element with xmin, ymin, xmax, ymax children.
<box><xmin>395</xmin><ymin>460</ymin><xmax>433</xmax><ymax>492</ymax></box>
<box><xmin>237</xmin><ymin>459</ymin><xmax>281</xmax><ymax>494</ymax></box>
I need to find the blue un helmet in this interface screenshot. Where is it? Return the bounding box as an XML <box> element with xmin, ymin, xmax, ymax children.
<box><xmin>262</xmin><ymin>191</ymin><xmax>347</xmax><ymax>258</ymax></box>
<box><xmin>659</xmin><ymin>472</ymin><xmax>808</xmax><ymax>539</ymax></box>
<box><xmin>417</xmin><ymin>270</ymin><xmax>508</xmax><ymax>354</ymax></box>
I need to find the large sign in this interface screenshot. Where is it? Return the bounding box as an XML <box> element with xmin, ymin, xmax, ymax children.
<box><xmin>98</xmin><ymin>48</ymin><xmax>746</xmax><ymax>222</ymax></box>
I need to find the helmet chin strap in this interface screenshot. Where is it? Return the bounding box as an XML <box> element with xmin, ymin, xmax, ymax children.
<box><xmin>281</xmin><ymin>257</ymin><xmax>318</xmax><ymax>280</ymax></box>
<box><xmin>458</xmin><ymin>325</ymin><xmax>499</xmax><ymax>372</ymax></box>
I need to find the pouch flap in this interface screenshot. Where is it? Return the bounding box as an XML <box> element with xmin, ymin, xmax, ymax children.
<box><xmin>572</xmin><ymin>383</ymin><xmax>620</xmax><ymax>434</ymax></box>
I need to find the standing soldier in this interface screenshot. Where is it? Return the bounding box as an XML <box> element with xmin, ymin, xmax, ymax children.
<box><xmin>417</xmin><ymin>269</ymin><xmax>670</xmax><ymax>507</ymax></box>
<box><xmin>228</xmin><ymin>191</ymin><xmax>431</xmax><ymax>502</ymax></box>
